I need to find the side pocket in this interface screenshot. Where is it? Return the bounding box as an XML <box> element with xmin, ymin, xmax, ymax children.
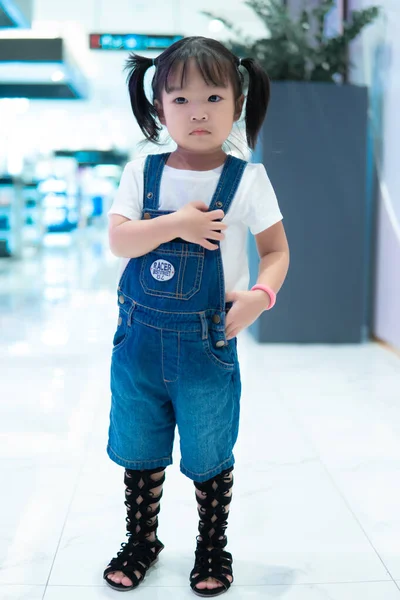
<box><xmin>202</xmin><ymin>329</ymin><xmax>236</xmax><ymax>370</ymax></box>
<box><xmin>112</xmin><ymin>309</ymin><xmax>131</xmax><ymax>354</ymax></box>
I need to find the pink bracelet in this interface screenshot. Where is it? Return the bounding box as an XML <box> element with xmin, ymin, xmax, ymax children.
<box><xmin>251</xmin><ymin>284</ymin><xmax>276</xmax><ymax>310</ymax></box>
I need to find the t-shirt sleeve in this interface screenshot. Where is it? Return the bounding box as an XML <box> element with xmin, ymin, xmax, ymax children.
<box><xmin>108</xmin><ymin>162</ymin><xmax>142</xmax><ymax>221</ymax></box>
<box><xmin>243</xmin><ymin>163</ymin><xmax>283</xmax><ymax>235</ymax></box>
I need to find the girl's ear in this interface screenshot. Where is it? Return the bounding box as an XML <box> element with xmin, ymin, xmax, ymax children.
<box><xmin>154</xmin><ymin>99</ymin><xmax>166</xmax><ymax>125</ymax></box>
<box><xmin>234</xmin><ymin>94</ymin><xmax>245</xmax><ymax>121</ymax></box>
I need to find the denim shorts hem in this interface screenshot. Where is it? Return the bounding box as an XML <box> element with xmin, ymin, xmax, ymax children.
<box><xmin>107</xmin><ymin>445</ymin><xmax>172</xmax><ymax>470</ymax></box>
<box><xmin>180</xmin><ymin>455</ymin><xmax>235</xmax><ymax>482</ymax></box>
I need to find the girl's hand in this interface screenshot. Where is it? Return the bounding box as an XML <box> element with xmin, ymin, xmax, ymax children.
<box><xmin>173</xmin><ymin>201</ymin><xmax>227</xmax><ymax>251</ymax></box>
<box><xmin>225</xmin><ymin>290</ymin><xmax>270</xmax><ymax>339</ymax></box>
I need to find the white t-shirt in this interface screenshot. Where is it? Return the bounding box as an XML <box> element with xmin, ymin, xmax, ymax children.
<box><xmin>109</xmin><ymin>156</ymin><xmax>283</xmax><ymax>292</ymax></box>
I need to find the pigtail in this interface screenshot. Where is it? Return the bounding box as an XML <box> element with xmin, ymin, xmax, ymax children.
<box><xmin>125</xmin><ymin>54</ymin><xmax>161</xmax><ymax>143</ymax></box>
<box><xmin>239</xmin><ymin>58</ymin><xmax>271</xmax><ymax>150</ymax></box>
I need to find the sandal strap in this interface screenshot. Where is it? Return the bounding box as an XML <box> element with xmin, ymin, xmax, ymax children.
<box><xmin>197</xmin><ymin>494</ymin><xmax>231</xmax><ymax>512</ymax></box>
<box><xmin>194</xmin><ymin>467</ymin><xmax>233</xmax><ymax>495</ymax></box>
<box><xmin>124</xmin><ymin>469</ymin><xmax>165</xmax><ymax>537</ymax></box>
<box><xmin>190</xmin><ymin>547</ymin><xmax>233</xmax><ymax>590</ymax></box>
<box><xmin>197</xmin><ymin>520</ymin><xmax>228</xmax><ymax>545</ymax></box>
<box><xmin>124</xmin><ymin>468</ymin><xmax>166</xmax><ymax>490</ymax></box>
<box><xmin>194</xmin><ymin>469</ymin><xmax>233</xmax><ymax>546</ymax></box>
<box><xmin>124</xmin><ymin>499</ymin><xmax>162</xmax><ymax>534</ymax></box>
<box><xmin>104</xmin><ymin>538</ymin><xmax>163</xmax><ymax>585</ymax></box>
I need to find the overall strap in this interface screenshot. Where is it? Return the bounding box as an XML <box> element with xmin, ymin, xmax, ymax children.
<box><xmin>208</xmin><ymin>155</ymin><xmax>247</xmax><ymax>214</ymax></box>
<box><xmin>143</xmin><ymin>153</ymin><xmax>171</xmax><ymax>211</ymax></box>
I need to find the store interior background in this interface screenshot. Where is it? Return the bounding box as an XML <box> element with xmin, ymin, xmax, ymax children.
<box><xmin>1</xmin><ymin>0</ymin><xmax>399</xmax><ymax>350</ymax></box>
<box><xmin>0</xmin><ymin>0</ymin><xmax>268</xmax><ymax>351</ymax></box>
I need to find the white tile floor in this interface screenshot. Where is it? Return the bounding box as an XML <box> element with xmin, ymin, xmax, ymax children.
<box><xmin>1</xmin><ymin>229</ymin><xmax>400</xmax><ymax>600</ymax></box>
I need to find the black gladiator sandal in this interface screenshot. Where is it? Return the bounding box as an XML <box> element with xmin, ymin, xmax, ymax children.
<box><xmin>103</xmin><ymin>467</ymin><xmax>165</xmax><ymax>592</ymax></box>
<box><xmin>190</xmin><ymin>467</ymin><xmax>234</xmax><ymax>597</ymax></box>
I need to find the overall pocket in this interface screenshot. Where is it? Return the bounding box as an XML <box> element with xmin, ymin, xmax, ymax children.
<box><xmin>139</xmin><ymin>243</ymin><xmax>204</xmax><ymax>300</ymax></box>
<box><xmin>202</xmin><ymin>328</ymin><xmax>236</xmax><ymax>370</ymax></box>
<box><xmin>112</xmin><ymin>308</ymin><xmax>132</xmax><ymax>354</ymax></box>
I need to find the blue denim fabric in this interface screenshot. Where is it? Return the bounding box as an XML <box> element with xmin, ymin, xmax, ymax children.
<box><xmin>107</xmin><ymin>153</ymin><xmax>247</xmax><ymax>482</ymax></box>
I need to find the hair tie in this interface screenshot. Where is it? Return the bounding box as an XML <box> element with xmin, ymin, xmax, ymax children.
<box><xmin>238</xmin><ymin>58</ymin><xmax>242</xmax><ymax>66</ymax></box>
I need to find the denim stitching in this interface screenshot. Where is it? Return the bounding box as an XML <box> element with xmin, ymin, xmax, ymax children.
<box><xmin>139</xmin><ymin>251</ymin><xmax>147</xmax><ymax>285</ymax></box>
<box><xmin>108</xmin><ymin>445</ymin><xmax>172</xmax><ymax>464</ymax></box>
<box><xmin>139</xmin><ymin>288</ymin><xmax>198</xmax><ymax>300</ymax></box>
<box><xmin>132</xmin><ymin>314</ymin><xmax>202</xmax><ymax>333</ymax></box>
<box><xmin>202</xmin><ymin>338</ymin><xmax>236</xmax><ymax>370</ymax></box>
<box><xmin>139</xmin><ymin>282</ymin><xmax>199</xmax><ymax>300</ymax></box>
<box><xmin>145</xmin><ymin>154</ymin><xmax>157</xmax><ymax>210</ymax></box>
<box><xmin>223</xmin><ymin>160</ymin><xmax>247</xmax><ymax>213</ymax></box>
<box><xmin>210</xmin><ymin>155</ymin><xmax>231</xmax><ymax>208</ymax></box>
<box><xmin>161</xmin><ymin>328</ymin><xmax>167</xmax><ymax>382</ymax></box>
<box><xmin>117</xmin><ymin>292</ymin><xmax>226</xmax><ymax>321</ymax></box>
<box><xmin>144</xmin><ymin>155</ymin><xmax>156</xmax><ymax>210</ymax></box>
<box><xmin>178</xmin><ymin>331</ymin><xmax>180</xmax><ymax>377</ymax></box>
<box><xmin>139</xmin><ymin>252</ymin><xmax>202</xmax><ymax>300</ymax></box>
<box><xmin>200</xmin><ymin>313</ymin><xmax>208</xmax><ymax>341</ymax></box>
<box><xmin>151</xmin><ymin>152</ymin><xmax>170</xmax><ymax>210</ymax></box>
<box><xmin>219</xmin><ymin>159</ymin><xmax>244</xmax><ymax>212</ymax></box>
<box><xmin>178</xmin><ymin>248</ymin><xmax>187</xmax><ymax>299</ymax></box>
<box><xmin>117</xmin><ymin>291</ymin><xmax>180</xmax><ymax>313</ymax></box>
<box><xmin>142</xmin><ymin>247</ymin><xmax>203</xmax><ymax>257</ymax></box>
<box><xmin>117</xmin><ymin>302</ymin><xmax>129</xmax><ymax>316</ymax></box>
<box><xmin>176</xmin><ymin>245</ymin><xmax>184</xmax><ymax>299</ymax></box>
<box><xmin>144</xmin><ymin>153</ymin><xmax>166</xmax><ymax>211</ymax></box>
<box><xmin>215</xmin><ymin>247</ymin><xmax>225</xmax><ymax>310</ymax></box>
<box><xmin>112</xmin><ymin>313</ymin><xmax>134</xmax><ymax>354</ymax></box>
<box><xmin>127</xmin><ymin>302</ymin><xmax>135</xmax><ymax>327</ymax></box>
<box><xmin>194</xmin><ymin>254</ymin><xmax>204</xmax><ymax>292</ymax></box>
<box><xmin>162</xmin><ymin>331</ymin><xmax>180</xmax><ymax>384</ymax></box>
<box><xmin>143</xmin><ymin>155</ymin><xmax>151</xmax><ymax>209</ymax></box>
<box><xmin>210</xmin><ymin>157</ymin><xmax>246</xmax><ymax>214</ymax></box>
<box><xmin>152</xmin><ymin>155</ymin><xmax>164</xmax><ymax>210</ymax></box>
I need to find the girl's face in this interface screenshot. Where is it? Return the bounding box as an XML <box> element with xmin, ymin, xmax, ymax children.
<box><xmin>155</xmin><ymin>59</ymin><xmax>244</xmax><ymax>153</ymax></box>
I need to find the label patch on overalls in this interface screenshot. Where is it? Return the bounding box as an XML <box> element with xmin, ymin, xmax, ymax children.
<box><xmin>150</xmin><ymin>259</ymin><xmax>175</xmax><ymax>281</ymax></box>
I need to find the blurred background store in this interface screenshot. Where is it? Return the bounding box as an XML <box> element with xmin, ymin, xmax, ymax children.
<box><xmin>1</xmin><ymin>1</ymin><xmax>400</xmax><ymax>600</ymax></box>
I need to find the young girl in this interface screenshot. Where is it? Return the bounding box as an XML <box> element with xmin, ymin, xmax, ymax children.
<box><xmin>103</xmin><ymin>36</ymin><xmax>289</xmax><ymax>597</ymax></box>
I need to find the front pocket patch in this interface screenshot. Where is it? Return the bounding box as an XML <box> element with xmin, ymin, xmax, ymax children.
<box><xmin>150</xmin><ymin>259</ymin><xmax>175</xmax><ymax>281</ymax></box>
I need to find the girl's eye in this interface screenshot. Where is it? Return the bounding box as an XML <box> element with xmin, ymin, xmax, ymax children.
<box><xmin>174</xmin><ymin>97</ymin><xmax>187</xmax><ymax>104</ymax></box>
<box><xmin>209</xmin><ymin>95</ymin><xmax>222</xmax><ymax>103</ymax></box>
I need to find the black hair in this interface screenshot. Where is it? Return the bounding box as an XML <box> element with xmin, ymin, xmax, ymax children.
<box><xmin>125</xmin><ymin>36</ymin><xmax>270</xmax><ymax>150</ymax></box>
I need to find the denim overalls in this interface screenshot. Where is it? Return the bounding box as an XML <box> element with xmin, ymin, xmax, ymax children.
<box><xmin>107</xmin><ymin>153</ymin><xmax>247</xmax><ymax>483</ymax></box>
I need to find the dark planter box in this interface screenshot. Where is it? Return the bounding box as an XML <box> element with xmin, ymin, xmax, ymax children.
<box><xmin>249</xmin><ymin>82</ymin><xmax>370</xmax><ymax>343</ymax></box>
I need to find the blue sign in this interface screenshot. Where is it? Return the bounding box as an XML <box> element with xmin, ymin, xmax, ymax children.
<box><xmin>90</xmin><ymin>34</ymin><xmax>183</xmax><ymax>51</ymax></box>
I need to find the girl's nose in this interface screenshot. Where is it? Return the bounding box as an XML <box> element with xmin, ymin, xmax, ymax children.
<box><xmin>190</xmin><ymin>113</ymin><xmax>208</xmax><ymax>122</ymax></box>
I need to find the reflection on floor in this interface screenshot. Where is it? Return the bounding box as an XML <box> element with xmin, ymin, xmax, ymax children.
<box><xmin>1</xmin><ymin>229</ymin><xmax>400</xmax><ymax>599</ymax></box>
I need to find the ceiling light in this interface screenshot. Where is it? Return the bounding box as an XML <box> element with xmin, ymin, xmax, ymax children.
<box><xmin>208</xmin><ymin>19</ymin><xmax>225</xmax><ymax>33</ymax></box>
<box><xmin>51</xmin><ymin>70</ymin><xmax>65</xmax><ymax>82</ymax></box>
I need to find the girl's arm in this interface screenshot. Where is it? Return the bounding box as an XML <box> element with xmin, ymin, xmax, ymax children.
<box><xmin>255</xmin><ymin>221</ymin><xmax>289</xmax><ymax>294</ymax></box>
<box><xmin>225</xmin><ymin>221</ymin><xmax>289</xmax><ymax>339</ymax></box>
<box><xmin>109</xmin><ymin>202</ymin><xmax>226</xmax><ymax>258</ymax></box>
<box><xmin>109</xmin><ymin>213</ymin><xmax>179</xmax><ymax>258</ymax></box>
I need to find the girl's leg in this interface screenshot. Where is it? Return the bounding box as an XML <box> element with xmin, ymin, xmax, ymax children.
<box><xmin>190</xmin><ymin>467</ymin><xmax>234</xmax><ymax>597</ymax></box>
<box><xmin>103</xmin><ymin>467</ymin><xmax>165</xmax><ymax>590</ymax></box>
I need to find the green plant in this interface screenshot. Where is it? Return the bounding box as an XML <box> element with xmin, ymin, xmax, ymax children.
<box><xmin>202</xmin><ymin>0</ymin><xmax>380</xmax><ymax>82</ymax></box>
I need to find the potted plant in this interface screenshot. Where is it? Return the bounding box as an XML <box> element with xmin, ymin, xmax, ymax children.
<box><xmin>202</xmin><ymin>0</ymin><xmax>379</xmax><ymax>82</ymax></box>
<box><xmin>204</xmin><ymin>0</ymin><xmax>381</xmax><ymax>344</ymax></box>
